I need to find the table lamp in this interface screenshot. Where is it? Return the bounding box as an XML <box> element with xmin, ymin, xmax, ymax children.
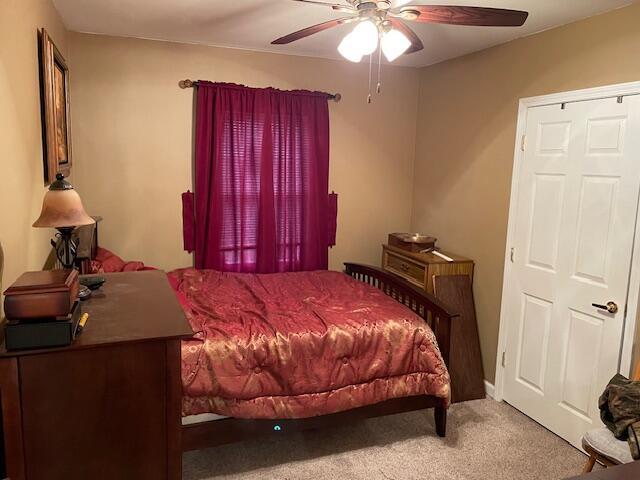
<box><xmin>33</xmin><ymin>173</ymin><xmax>94</xmax><ymax>269</ymax></box>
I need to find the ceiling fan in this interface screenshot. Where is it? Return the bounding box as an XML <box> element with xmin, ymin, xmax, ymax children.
<box><xmin>272</xmin><ymin>1</ymin><xmax>529</xmax><ymax>63</ymax></box>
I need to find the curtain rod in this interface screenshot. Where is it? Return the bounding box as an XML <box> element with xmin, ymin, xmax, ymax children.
<box><xmin>178</xmin><ymin>79</ymin><xmax>341</xmax><ymax>102</ymax></box>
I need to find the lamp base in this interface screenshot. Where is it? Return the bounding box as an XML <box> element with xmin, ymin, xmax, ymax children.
<box><xmin>51</xmin><ymin>227</ymin><xmax>78</xmax><ymax>270</ymax></box>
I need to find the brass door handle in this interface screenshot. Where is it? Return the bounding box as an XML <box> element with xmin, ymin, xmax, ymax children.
<box><xmin>592</xmin><ymin>301</ymin><xmax>618</xmax><ymax>314</ymax></box>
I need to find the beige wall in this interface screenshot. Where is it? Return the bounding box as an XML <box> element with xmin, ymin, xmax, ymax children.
<box><xmin>411</xmin><ymin>3</ymin><xmax>640</xmax><ymax>383</ymax></box>
<box><xmin>69</xmin><ymin>33</ymin><xmax>420</xmax><ymax>272</ymax></box>
<box><xmin>0</xmin><ymin>0</ymin><xmax>68</xmax><ymax>296</ymax></box>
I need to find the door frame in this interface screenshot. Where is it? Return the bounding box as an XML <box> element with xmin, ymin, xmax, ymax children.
<box><xmin>494</xmin><ymin>81</ymin><xmax>640</xmax><ymax>402</ymax></box>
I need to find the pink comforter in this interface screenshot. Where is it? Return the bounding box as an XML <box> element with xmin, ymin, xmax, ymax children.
<box><xmin>169</xmin><ymin>268</ymin><xmax>450</xmax><ymax>419</ymax></box>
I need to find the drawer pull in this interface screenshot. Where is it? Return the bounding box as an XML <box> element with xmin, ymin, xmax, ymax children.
<box><xmin>399</xmin><ymin>263</ymin><xmax>410</xmax><ymax>272</ymax></box>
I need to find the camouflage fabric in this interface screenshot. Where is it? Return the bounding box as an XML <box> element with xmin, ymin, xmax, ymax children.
<box><xmin>629</xmin><ymin>421</ymin><xmax>640</xmax><ymax>460</ymax></box>
<box><xmin>599</xmin><ymin>373</ymin><xmax>640</xmax><ymax>460</ymax></box>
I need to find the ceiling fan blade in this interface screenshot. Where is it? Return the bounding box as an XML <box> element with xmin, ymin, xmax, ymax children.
<box><xmin>388</xmin><ymin>19</ymin><xmax>423</xmax><ymax>54</ymax></box>
<box><xmin>291</xmin><ymin>0</ymin><xmax>355</xmax><ymax>12</ymax></box>
<box><xmin>272</xmin><ymin>17</ymin><xmax>356</xmax><ymax>45</ymax></box>
<box><xmin>402</xmin><ymin>6</ymin><xmax>528</xmax><ymax>27</ymax></box>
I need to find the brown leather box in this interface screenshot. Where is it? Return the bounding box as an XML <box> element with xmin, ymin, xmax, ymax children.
<box><xmin>3</xmin><ymin>270</ymin><xmax>79</xmax><ymax>320</ymax></box>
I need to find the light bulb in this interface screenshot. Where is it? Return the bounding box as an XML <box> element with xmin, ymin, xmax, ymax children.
<box><xmin>338</xmin><ymin>32</ymin><xmax>363</xmax><ymax>62</ymax></box>
<box><xmin>394</xmin><ymin>0</ymin><xmax>413</xmax><ymax>6</ymax></box>
<box><xmin>381</xmin><ymin>29</ymin><xmax>411</xmax><ymax>62</ymax></box>
<box><xmin>351</xmin><ymin>21</ymin><xmax>379</xmax><ymax>56</ymax></box>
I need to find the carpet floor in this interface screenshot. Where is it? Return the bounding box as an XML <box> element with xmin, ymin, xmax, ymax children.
<box><xmin>183</xmin><ymin>399</ymin><xmax>592</xmax><ymax>480</ymax></box>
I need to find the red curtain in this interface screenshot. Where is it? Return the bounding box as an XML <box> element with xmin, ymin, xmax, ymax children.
<box><xmin>194</xmin><ymin>82</ymin><xmax>331</xmax><ymax>273</ymax></box>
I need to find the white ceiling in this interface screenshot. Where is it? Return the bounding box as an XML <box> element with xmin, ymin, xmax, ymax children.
<box><xmin>53</xmin><ymin>0</ymin><xmax>636</xmax><ymax>67</ymax></box>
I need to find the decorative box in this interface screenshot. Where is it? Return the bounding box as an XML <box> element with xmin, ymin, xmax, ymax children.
<box><xmin>3</xmin><ymin>269</ymin><xmax>79</xmax><ymax>320</ymax></box>
<box><xmin>388</xmin><ymin>233</ymin><xmax>437</xmax><ymax>253</ymax></box>
<box><xmin>4</xmin><ymin>301</ymin><xmax>82</xmax><ymax>351</ymax></box>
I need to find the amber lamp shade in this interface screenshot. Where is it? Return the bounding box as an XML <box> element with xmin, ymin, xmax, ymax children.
<box><xmin>33</xmin><ymin>173</ymin><xmax>93</xmax><ymax>269</ymax></box>
<box><xmin>33</xmin><ymin>174</ymin><xmax>94</xmax><ymax>229</ymax></box>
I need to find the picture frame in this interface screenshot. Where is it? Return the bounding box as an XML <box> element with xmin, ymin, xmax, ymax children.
<box><xmin>39</xmin><ymin>28</ymin><xmax>72</xmax><ymax>185</ymax></box>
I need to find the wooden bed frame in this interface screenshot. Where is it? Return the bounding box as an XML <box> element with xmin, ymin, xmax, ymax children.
<box><xmin>181</xmin><ymin>263</ymin><xmax>458</xmax><ymax>451</ymax></box>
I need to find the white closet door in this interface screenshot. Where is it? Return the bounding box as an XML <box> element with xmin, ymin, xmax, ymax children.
<box><xmin>503</xmin><ymin>95</ymin><xmax>640</xmax><ymax>449</ymax></box>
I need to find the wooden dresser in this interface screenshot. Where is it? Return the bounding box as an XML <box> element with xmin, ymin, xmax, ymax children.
<box><xmin>382</xmin><ymin>244</ymin><xmax>485</xmax><ymax>403</ymax></box>
<box><xmin>382</xmin><ymin>244</ymin><xmax>474</xmax><ymax>292</ymax></box>
<box><xmin>0</xmin><ymin>270</ymin><xmax>193</xmax><ymax>480</ymax></box>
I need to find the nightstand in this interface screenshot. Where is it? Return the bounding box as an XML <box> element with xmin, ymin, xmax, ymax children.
<box><xmin>0</xmin><ymin>270</ymin><xmax>193</xmax><ymax>480</ymax></box>
<box><xmin>381</xmin><ymin>244</ymin><xmax>474</xmax><ymax>293</ymax></box>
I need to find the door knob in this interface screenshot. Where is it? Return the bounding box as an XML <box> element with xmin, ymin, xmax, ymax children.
<box><xmin>592</xmin><ymin>301</ymin><xmax>619</xmax><ymax>314</ymax></box>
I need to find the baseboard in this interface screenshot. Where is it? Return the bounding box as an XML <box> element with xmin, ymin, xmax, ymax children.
<box><xmin>484</xmin><ymin>380</ymin><xmax>495</xmax><ymax>399</ymax></box>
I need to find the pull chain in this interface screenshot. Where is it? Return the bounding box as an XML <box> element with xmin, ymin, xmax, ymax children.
<box><xmin>367</xmin><ymin>53</ymin><xmax>373</xmax><ymax>104</ymax></box>
<box><xmin>377</xmin><ymin>47</ymin><xmax>382</xmax><ymax>95</ymax></box>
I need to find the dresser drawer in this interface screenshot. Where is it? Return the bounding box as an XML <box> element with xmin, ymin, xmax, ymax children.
<box><xmin>383</xmin><ymin>251</ymin><xmax>427</xmax><ymax>288</ymax></box>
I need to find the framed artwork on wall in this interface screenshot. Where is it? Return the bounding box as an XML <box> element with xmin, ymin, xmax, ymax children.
<box><xmin>39</xmin><ymin>28</ymin><xmax>72</xmax><ymax>185</ymax></box>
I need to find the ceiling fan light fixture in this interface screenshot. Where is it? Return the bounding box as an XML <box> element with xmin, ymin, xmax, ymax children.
<box><xmin>338</xmin><ymin>32</ymin><xmax>364</xmax><ymax>62</ymax></box>
<box><xmin>351</xmin><ymin>20</ymin><xmax>379</xmax><ymax>55</ymax></box>
<box><xmin>381</xmin><ymin>28</ymin><xmax>411</xmax><ymax>62</ymax></box>
<box><xmin>400</xmin><ymin>9</ymin><xmax>420</xmax><ymax>21</ymax></box>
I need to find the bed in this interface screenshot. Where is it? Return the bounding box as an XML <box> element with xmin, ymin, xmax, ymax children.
<box><xmin>168</xmin><ymin>263</ymin><xmax>457</xmax><ymax>450</ymax></box>
<box><xmin>89</xmin><ymin>250</ymin><xmax>456</xmax><ymax>448</ymax></box>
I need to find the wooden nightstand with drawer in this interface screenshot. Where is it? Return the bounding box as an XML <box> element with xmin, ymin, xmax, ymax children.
<box><xmin>382</xmin><ymin>244</ymin><xmax>474</xmax><ymax>293</ymax></box>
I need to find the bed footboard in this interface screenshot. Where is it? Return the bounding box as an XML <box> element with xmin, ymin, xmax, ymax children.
<box><xmin>344</xmin><ymin>262</ymin><xmax>457</xmax><ymax>366</ymax></box>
